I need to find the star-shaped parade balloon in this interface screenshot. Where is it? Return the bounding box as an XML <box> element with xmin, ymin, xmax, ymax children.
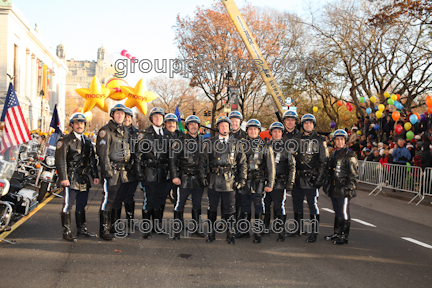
<box><xmin>121</xmin><ymin>79</ymin><xmax>159</xmax><ymax>115</ymax></box>
<box><xmin>75</xmin><ymin>76</ymin><xmax>110</xmax><ymax>113</ymax></box>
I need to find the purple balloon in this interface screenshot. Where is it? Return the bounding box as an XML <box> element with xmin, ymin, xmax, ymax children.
<box><xmin>420</xmin><ymin>114</ymin><xmax>427</xmax><ymax>122</ymax></box>
<box><xmin>330</xmin><ymin>122</ymin><xmax>336</xmax><ymax>128</ymax></box>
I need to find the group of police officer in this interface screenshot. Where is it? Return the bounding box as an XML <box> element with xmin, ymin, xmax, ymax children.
<box><xmin>55</xmin><ymin>104</ymin><xmax>359</xmax><ymax>246</ymax></box>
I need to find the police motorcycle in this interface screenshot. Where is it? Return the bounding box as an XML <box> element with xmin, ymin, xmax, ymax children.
<box><xmin>36</xmin><ymin>145</ymin><xmax>60</xmax><ymax>202</ymax></box>
<box><xmin>0</xmin><ymin>145</ymin><xmax>39</xmax><ymax>244</ymax></box>
<box><xmin>14</xmin><ymin>140</ymin><xmax>43</xmax><ymax>188</ymax></box>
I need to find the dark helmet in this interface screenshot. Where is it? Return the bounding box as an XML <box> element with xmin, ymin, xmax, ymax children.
<box><xmin>124</xmin><ymin>107</ymin><xmax>133</xmax><ymax>117</ymax></box>
<box><xmin>110</xmin><ymin>103</ymin><xmax>127</xmax><ymax>118</ymax></box>
<box><xmin>185</xmin><ymin>115</ymin><xmax>200</xmax><ymax>129</ymax></box>
<box><xmin>228</xmin><ymin>111</ymin><xmax>243</xmax><ymax>120</ymax></box>
<box><xmin>149</xmin><ymin>107</ymin><xmax>165</xmax><ymax>123</ymax></box>
<box><xmin>282</xmin><ymin>110</ymin><xmax>299</xmax><ymax>120</ymax></box>
<box><xmin>164</xmin><ymin>113</ymin><xmax>178</xmax><ymax>123</ymax></box>
<box><xmin>69</xmin><ymin>112</ymin><xmax>87</xmax><ymax>126</ymax></box>
<box><xmin>301</xmin><ymin>113</ymin><xmax>316</xmax><ymax>124</ymax></box>
<box><xmin>269</xmin><ymin>122</ymin><xmax>284</xmax><ymax>135</ymax></box>
<box><xmin>246</xmin><ymin>119</ymin><xmax>262</xmax><ymax>131</ymax></box>
<box><xmin>333</xmin><ymin>129</ymin><xmax>348</xmax><ymax>140</ymax></box>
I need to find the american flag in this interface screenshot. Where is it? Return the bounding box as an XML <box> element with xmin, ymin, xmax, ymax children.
<box><xmin>0</xmin><ymin>83</ymin><xmax>31</xmax><ymax>153</ymax></box>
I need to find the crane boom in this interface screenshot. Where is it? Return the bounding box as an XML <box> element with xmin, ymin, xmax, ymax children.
<box><xmin>220</xmin><ymin>0</ymin><xmax>286</xmax><ymax>115</ymax></box>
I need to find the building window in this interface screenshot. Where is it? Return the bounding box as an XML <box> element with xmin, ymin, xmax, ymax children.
<box><xmin>14</xmin><ymin>44</ymin><xmax>18</xmax><ymax>91</ymax></box>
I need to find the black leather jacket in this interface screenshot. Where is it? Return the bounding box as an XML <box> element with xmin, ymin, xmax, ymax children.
<box><xmin>325</xmin><ymin>147</ymin><xmax>359</xmax><ymax>198</ymax></box>
<box><xmin>270</xmin><ymin>139</ymin><xmax>296</xmax><ymax>191</ymax></box>
<box><xmin>293</xmin><ymin>131</ymin><xmax>329</xmax><ymax>189</ymax></box>
<box><xmin>135</xmin><ymin>125</ymin><xmax>171</xmax><ymax>183</ymax></box>
<box><xmin>126</xmin><ymin>124</ymin><xmax>139</xmax><ymax>182</ymax></box>
<box><xmin>231</xmin><ymin>129</ymin><xmax>247</xmax><ymax>140</ymax></box>
<box><xmin>283</xmin><ymin>128</ymin><xmax>300</xmax><ymax>141</ymax></box>
<box><xmin>242</xmin><ymin>137</ymin><xmax>276</xmax><ymax>194</ymax></box>
<box><xmin>199</xmin><ymin>136</ymin><xmax>247</xmax><ymax>192</ymax></box>
<box><xmin>96</xmin><ymin>120</ymin><xmax>131</xmax><ymax>186</ymax></box>
<box><xmin>55</xmin><ymin>132</ymin><xmax>98</xmax><ymax>191</ymax></box>
<box><xmin>168</xmin><ymin>133</ymin><xmax>204</xmax><ymax>189</ymax></box>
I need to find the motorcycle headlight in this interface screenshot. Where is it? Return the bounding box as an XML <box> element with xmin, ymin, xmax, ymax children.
<box><xmin>46</xmin><ymin>156</ymin><xmax>55</xmax><ymax>166</ymax></box>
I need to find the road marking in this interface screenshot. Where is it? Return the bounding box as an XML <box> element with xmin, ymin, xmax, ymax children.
<box><xmin>321</xmin><ymin>208</ymin><xmax>335</xmax><ymax>213</ymax></box>
<box><xmin>402</xmin><ymin>237</ymin><xmax>432</xmax><ymax>249</ymax></box>
<box><xmin>352</xmin><ymin>218</ymin><xmax>377</xmax><ymax>227</ymax></box>
<box><xmin>0</xmin><ymin>194</ymin><xmax>55</xmax><ymax>242</ymax></box>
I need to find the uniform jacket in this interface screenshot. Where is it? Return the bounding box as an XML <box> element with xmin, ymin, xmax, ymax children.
<box><xmin>135</xmin><ymin>125</ymin><xmax>171</xmax><ymax>183</ymax></box>
<box><xmin>325</xmin><ymin>147</ymin><xmax>359</xmax><ymax>198</ymax></box>
<box><xmin>293</xmin><ymin>131</ymin><xmax>329</xmax><ymax>189</ymax></box>
<box><xmin>96</xmin><ymin>120</ymin><xmax>131</xmax><ymax>186</ymax></box>
<box><xmin>242</xmin><ymin>136</ymin><xmax>276</xmax><ymax>194</ymax></box>
<box><xmin>126</xmin><ymin>124</ymin><xmax>140</xmax><ymax>182</ymax></box>
<box><xmin>168</xmin><ymin>133</ymin><xmax>205</xmax><ymax>189</ymax></box>
<box><xmin>231</xmin><ymin>129</ymin><xmax>247</xmax><ymax>140</ymax></box>
<box><xmin>283</xmin><ymin>128</ymin><xmax>300</xmax><ymax>141</ymax></box>
<box><xmin>199</xmin><ymin>136</ymin><xmax>247</xmax><ymax>192</ymax></box>
<box><xmin>270</xmin><ymin>139</ymin><xmax>296</xmax><ymax>191</ymax></box>
<box><xmin>55</xmin><ymin>132</ymin><xmax>98</xmax><ymax>191</ymax></box>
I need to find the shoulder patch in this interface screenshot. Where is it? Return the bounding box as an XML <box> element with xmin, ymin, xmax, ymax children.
<box><xmin>57</xmin><ymin>141</ymin><xmax>63</xmax><ymax>149</ymax></box>
<box><xmin>99</xmin><ymin>130</ymin><xmax>106</xmax><ymax>138</ymax></box>
<box><xmin>350</xmin><ymin>157</ymin><xmax>357</xmax><ymax>164</ymax></box>
<box><xmin>99</xmin><ymin>139</ymin><xmax>106</xmax><ymax>145</ymax></box>
<box><xmin>137</xmin><ymin>133</ymin><xmax>144</xmax><ymax>141</ymax></box>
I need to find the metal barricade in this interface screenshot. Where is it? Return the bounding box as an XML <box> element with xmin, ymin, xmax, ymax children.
<box><xmin>378</xmin><ymin>163</ymin><xmax>423</xmax><ymax>204</ymax></box>
<box><xmin>358</xmin><ymin>160</ymin><xmax>382</xmax><ymax>194</ymax></box>
<box><xmin>417</xmin><ymin>167</ymin><xmax>432</xmax><ymax>206</ymax></box>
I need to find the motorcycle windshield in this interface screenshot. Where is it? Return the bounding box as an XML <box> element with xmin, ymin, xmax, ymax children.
<box><xmin>0</xmin><ymin>145</ymin><xmax>20</xmax><ymax>183</ymax></box>
<box><xmin>44</xmin><ymin>145</ymin><xmax>56</xmax><ymax>157</ymax></box>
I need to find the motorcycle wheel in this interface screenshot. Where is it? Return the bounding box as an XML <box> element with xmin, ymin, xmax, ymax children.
<box><xmin>37</xmin><ymin>181</ymin><xmax>49</xmax><ymax>202</ymax></box>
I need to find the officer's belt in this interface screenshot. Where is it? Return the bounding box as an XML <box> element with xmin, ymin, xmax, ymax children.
<box><xmin>111</xmin><ymin>162</ymin><xmax>127</xmax><ymax>171</ymax></box>
<box><xmin>248</xmin><ymin>170</ymin><xmax>265</xmax><ymax>178</ymax></box>
<box><xmin>211</xmin><ymin>166</ymin><xmax>231</xmax><ymax>173</ymax></box>
<box><xmin>296</xmin><ymin>170</ymin><xmax>314</xmax><ymax>177</ymax></box>
<box><xmin>181</xmin><ymin>168</ymin><xmax>200</xmax><ymax>175</ymax></box>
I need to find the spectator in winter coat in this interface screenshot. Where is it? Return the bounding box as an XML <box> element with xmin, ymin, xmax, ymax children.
<box><xmin>421</xmin><ymin>141</ymin><xmax>431</xmax><ymax>170</ymax></box>
<box><xmin>392</xmin><ymin>139</ymin><xmax>411</xmax><ymax>165</ymax></box>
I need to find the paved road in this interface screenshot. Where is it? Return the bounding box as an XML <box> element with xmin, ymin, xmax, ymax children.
<box><xmin>1</xmin><ymin>184</ymin><xmax>432</xmax><ymax>288</ymax></box>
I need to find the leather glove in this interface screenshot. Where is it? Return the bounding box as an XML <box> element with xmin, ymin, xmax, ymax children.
<box><xmin>235</xmin><ymin>179</ymin><xmax>246</xmax><ymax>190</ymax></box>
<box><xmin>103</xmin><ymin>170</ymin><xmax>113</xmax><ymax>179</ymax></box>
<box><xmin>200</xmin><ymin>178</ymin><xmax>209</xmax><ymax>187</ymax></box>
<box><xmin>343</xmin><ymin>187</ymin><xmax>355</xmax><ymax>198</ymax></box>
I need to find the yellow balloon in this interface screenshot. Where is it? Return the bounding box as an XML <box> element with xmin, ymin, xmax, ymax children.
<box><xmin>121</xmin><ymin>79</ymin><xmax>159</xmax><ymax>115</ymax></box>
<box><xmin>391</xmin><ymin>94</ymin><xmax>397</xmax><ymax>101</ymax></box>
<box><xmin>384</xmin><ymin>92</ymin><xmax>390</xmax><ymax>98</ymax></box>
<box><xmin>75</xmin><ymin>76</ymin><xmax>110</xmax><ymax>113</ymax></box>
<box><xmin>106</xmin><ymin>77</ymin><xmax>129</xmax><ymax>100</ymax></box>
<box><xmin>313</xmin><ymin>106</ymin><xmax>318</xmax><ymax>113</ymax></box>
<box><xmin>404</xmin><ymin>122</ymin><xmax>412</xmax><ymax>131</ymax></box>
<box><xmin>356</xmin><ymin>130</ymin><xmax>362</xmax><ymax>135</ymax></box>
<box><xmin>376</xmin><ymin>111</ymin><xmax>383</xmax><ymax>118</ymax></box>
<box><xmin>378</xmin><ymin>104</ymin><xmax>385</xmax><ymax>112</ymax></box>
<box><xmin>84</xmin><ymin>111</ymin><xmax>93</xmax><ymax>122</ymax></box>
<box><xmin>370</xmin><ymin>96</ymin><xmax>376</xmax><ymax>103</ymax></box>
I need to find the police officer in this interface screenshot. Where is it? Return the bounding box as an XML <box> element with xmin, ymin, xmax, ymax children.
<box><xmin>96</xmin><ymin>104</ymin><xmax>131</xmax><ymax>241</ymax></box>
<box><xmin>235</xmin><ymin>119</ymin><xmax>275</xmax><ymax>243</ymax></box>
<box><xmin>264</xmin><ymin>122</ymin><xmax>295</xmax><ymax>241</ymax></box>
<box><xmin>324</xmin><ymin>129</ymin><xmax>359</xmax><ymax>245</ymax></box>
<box><xmin>282</xmin><ymin>110</ymin><xmax>300</xmax><ymax>141</ymax></box>
<box><xmin>135</xmin><ymin>107</ymin><xmax>170</xmax><ymax>238</ymax></box>
<box><xmin>290</xmin><ymin>114</ymin><xmax>328</xmax><ymax>243</ymax></box>
<box><xmin>111</xmin><ymin>108</ymin><xmax>139</xmax><ymax>235</ymax></box>
<box><xmin>199</xmin><ymin>116</ymin><xmax>247</xmax><ymax>244</ymax></box>
<box><xmin>56</xmin><ymin>113</ymin><xmax>99</xmax><ymax>242</ymax></box>
<box><xmin>228</xmin><ymin>110</ymin><xmax>247</xmax><ymax>221</ymax></box>
<box><xmin>169</xmin><ymin>115</ymin><xmax>206</xmax><ymax>240</ymax></box>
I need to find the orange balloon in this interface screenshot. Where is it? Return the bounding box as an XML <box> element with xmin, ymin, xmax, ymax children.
<box><xmin>259</xmin><ymin>130</ymin><xmax>271</xmax><ymax>141</ymax></box>
<box><xmin>428</xmin><ymin>107</ymin><xmax>432</xmax><ymax>114</ymax></box>
<box><xmin>337</xmin><ymin>100</ymin><xmax>343</xmax><ymax>107</ymax></box>
<box><xmin>426</xmin><ymin>95</ymin><xmax>432</xmax><ymax>102</ymax></box>
<box><xmin>414</xmin><ymin>112</ymin><xmax>420</xmax><ymax>119</ymax></box>
<box><xmin>427</xmin><ymin>99</ymin><xmax>432</xmax><ymax>108</ymax></box>
<box><xmin>392</xmin><ymin>111</ymin><xmax>400</xmax><ymax>122</ymax></box>
<box><xmin>396</xmin><ymin>94</ymin><xmax>400</xmax><ymax>101</ymax></box>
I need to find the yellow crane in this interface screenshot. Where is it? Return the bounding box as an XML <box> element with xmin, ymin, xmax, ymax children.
<box><xmin>220</xmin><ymin>0</ymin><xmax>286</xmax><ymax>116</ymax></box>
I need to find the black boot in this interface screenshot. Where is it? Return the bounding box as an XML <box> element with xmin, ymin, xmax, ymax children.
<box><xmin>305</xmin><ymin>214</ymin><xmax>320</xmax><ymax>243</ymax></box>
<box><xmin>153</xmin><ymin>208</ymin><xmax>164</xmax><ymax>233</ymax></box>
<box><xmin>325</xmin><ymin>217</ymin><xmax>343</xmax><ymax>241</ymax></box>
<box><xmin>263</xmin><ymin>213</ymin><xmax>271</xmax><ymax>236</ymax></box>
<box><xmin>235</xmin><ymin>205</ymin><xmax>242</xmax><ymax>222</ymax></box>
<box><xmin>206</xmin><ymin>210</ymin><xmax>217</xmax><ymax>243</ymax></box>
<box><xmin>253</xmin><ymin>213</ymin><xmax>263</xmax><ymax>243</ymax></box>
<box><xmin>99</xmin><ymin>210</ymin><xmax>115</xmax><ymax>241</ymax></box>
<box><xmin>286</xmin><ymin>212</ymin><xmax>303</xmax><ymax>237</ymax></box>
<box><xmin>160</xmin><ymin>204</ymin><xmax>165</xmax><ymax>222</ymax></box>
<box><xmin>61</xmin><ymin>212</ymin><xmax>76</xmax><ymax>242</ymax></box>
<box><xmin>76</xmin><ymin>211</ymin><xmax>96</xmax><ymax>237</ymax></box>
<box><xmin>192</xmin><ymin>209</ymin><xmax>206</xmax><ymax>237</ymax></box>
<box><xmin>234</xmin><ymin>212</ymin><xmax>251</xmax><ymax>238</ymax></box>
<box><xmin>225</xmin><ymin>213</ymin><xmax>235</xmax><ymax>245</ymax></box>
<box><xmin>334</xmin><ymin>219</ymin><xmax>350</xmax><ymax>245</ymax></box>
<box><xmin>276</xmin><ymin>214</ymin><xmax>286</xmax><ymax>242</ymax></box>
<box><xmin>142</xmin><ymin>209</ymin><xmax>152</xmax><ymax>239</ymax></box>
<box><xmin>124</xmin><ymin>201</ymin><xmax>136</xmax><ymax>236</ymax></box>
<box><xmin>173</xmin><ymin>210</ymin><xmax>183</xmax><ymax>240</ymax></box>
<box><xmin>110</xmin><ymin>208</ymin><xmax>122</xmax><ymax>234</ymax></box>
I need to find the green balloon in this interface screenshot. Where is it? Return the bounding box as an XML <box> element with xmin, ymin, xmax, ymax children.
<box><xmin>359</xmin><ymin>97</ymin><xmax>365</xmax><ymax>103</ymax></box>
<box><xmin>387</xmin><ymin>99</ymin><xmax>394</xmax><ymax>105</ymax></box>
<box><xmin>406</xmin><ymin>131</ymin><xmax>414</xmax><ymax>141</ymax></box>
